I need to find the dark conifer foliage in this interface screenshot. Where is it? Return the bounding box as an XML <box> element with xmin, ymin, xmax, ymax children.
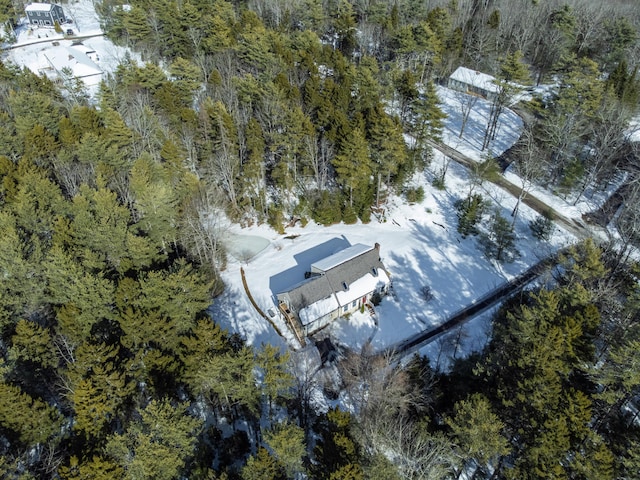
<box><xmin>1</xmin><ymin>0</ymin><xmax>640</xmax><ymax>477</ymax></box>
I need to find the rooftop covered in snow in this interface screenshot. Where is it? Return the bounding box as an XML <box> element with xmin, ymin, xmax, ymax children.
<box><xmin>449</xmin><ymin>66</ymin><xmax>499</xmax><ymax>95</ymax></box>
<box><xmin>25</xmin><ymin>3</ymin><xmax>57</xmax><ymax>12</ymax></box>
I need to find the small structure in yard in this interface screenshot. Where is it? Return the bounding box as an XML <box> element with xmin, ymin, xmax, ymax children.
<box><xmin>448</xmin><ymin>66</ymin><xmax>499</xmax><ymax>101</ymax></box>
<box><xmin>277</xmin><ymin>243</ymin><xmax>390</xmax><ymax>337</ymax></box>
<box><xmin>25</xmin><ymin>3</ymin><xmax>67</xmax><ymax>27</ymax></box>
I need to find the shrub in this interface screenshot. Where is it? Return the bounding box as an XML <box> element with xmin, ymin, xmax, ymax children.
<box><xmin>455</xmin><ymin>194</ymin><xmax>488</xmax><ymax>237</ymax></box>
<box><xmin>421</xmin><ymin>285</ymin><xmax>434</xmax><ymax>302</ymax></box>
<box><xmin>370</xmin><ymin>292</ymin><xmax>382</xmax><ymax>306</ymax></box>
<box><xmin>405</xmin><ymin>186</ymin><xmax>425</xmax><ymax>203</ymax></box>
<box><xmin>431</xmin><ymin>176</ymin><xmax>446</xmax><ymax>190</ymax></box>
<box><xmin>529</xmin><ymin>210</ymin><xmax>555</xmax><ymax>241</ymax></box>
<box><xmin>311</xmin><ymin>191</ymin><xmax>342</xmax><ymax>226</ymax></box>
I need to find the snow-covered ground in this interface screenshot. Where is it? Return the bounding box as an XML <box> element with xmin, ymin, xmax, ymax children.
<box><xmin>210</xmin><ymin>91</ymin><xmax>585</xmax><ymax>371</ymax></box>
<box><xmin>2</xmin><ymin>0</ymin><xmax>134</xmax><ymax>97</ymax></box>
<box><xmin>210</xmin><ymin>85</ymin><xmax>621</xmax><ymax>373</ymax></box>
<box><xmin>437</xmin><ymin>85</ymin><xmax>523</xmax><ymax>159</ymax></box>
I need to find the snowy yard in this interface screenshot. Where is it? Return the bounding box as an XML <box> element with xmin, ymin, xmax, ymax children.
<box><xmin>211</xmin><ymin>86</ymin><xmax>624</xmax><ymax>368</ymax></box>
<box><xmin>2</xmin><ymin>0</ymin><xmax>134</xmax><ymax>96</ymax></box>
<box><xmin>211</xmin><ymin>152</ymin><xmax>572</xmax><ymax>361</ymax></box>
<box><xmin>210</xmin><ymin>85</ymin><xmax>620</xmax><ymax>368</ymax></box>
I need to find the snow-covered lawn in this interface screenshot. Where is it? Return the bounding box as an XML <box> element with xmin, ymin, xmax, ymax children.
<box><xmin>208</xmin><ymin>87</ymin><xmax>626</xmax><ymax>368</ymax></box>
<box><xmin>211</xmin><ymin>152</ymin><xmax>574</xmax><ymax>362</ymax></box>
<box><xmin>2</xmin><ymin>0</ymin><xmax>134</xmax><ymax>97</ymax></box>
<box><xmin>438</xmin><ymin>85</ymin><xmax>523</xmax><ymax>159</ymax></box>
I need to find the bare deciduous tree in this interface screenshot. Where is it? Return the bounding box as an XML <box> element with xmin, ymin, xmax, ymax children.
<box><xmin>510</xmin><ymin>125</ymin><xmax>546</xmax><ymax>226</ymax></box>
<box><xmin>369</xmin><ymin>414</ymin><xmax>456</xmax><ymax>480</ymax></box>
<box><xmin>453</xmin><ymin>89</ymin><xmax>479</xmax><ymax>139</ymax></box>
<box><xmin>179</xmin><ymin>185</ymin><xmax>229</xmax><ymax>280</ymax></box>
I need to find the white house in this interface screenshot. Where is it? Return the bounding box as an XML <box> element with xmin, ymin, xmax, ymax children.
<box><xmin>276</xmin><ymin>243</ymin><xmax>390</xmax><ymax>336</ymax></box>
<box><xmin>36</xmin><ymin>43</ymin><xmax>102</xmax><ymax>81</ymax></box>
<box><xmin>25</xmin><ymin>3</ymin><xmax>67</xmax><ymax>27</ymax></box>
<box><xmin>448</xmin><ymin>66</ymin><xmax>499</xmax><ymax>101</ymax></box>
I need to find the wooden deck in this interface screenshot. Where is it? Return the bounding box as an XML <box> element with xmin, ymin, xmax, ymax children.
<box><xmin>279</xmin><ymin>302</ymin><xmax>306</xmax><ymax>347</ymax></box>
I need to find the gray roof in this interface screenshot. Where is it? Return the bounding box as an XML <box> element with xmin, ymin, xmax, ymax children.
<box><xmin>277</xmin><ymin>245</ymin><xmax>385</xmax><ymax>311</ymax></box>
<box><xmin>279</xmin><ymin>275</ymin><xmax>334</xmax><ymax>312</ymax></box>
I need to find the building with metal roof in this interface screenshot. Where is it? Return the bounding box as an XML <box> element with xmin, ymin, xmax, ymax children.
<box><xmin>276</xmin><ymin>243</ymin><xmax>390</xmax><ymax>336</ymax></box>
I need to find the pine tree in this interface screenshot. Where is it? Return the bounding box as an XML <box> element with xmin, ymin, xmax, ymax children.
<box><xmin>129</xmin><ymin>153</ymin><xmax>178</xmax><ymax>255</ymax></box>
<box><xmin>122</xmin><ymin>6</ymin><xmax>152</xmax><ymax>44</ymax></box>
<box><xmin>67</xmin><ymin>342</ymin><xmax>134</xmax><ymax>438</ymax></box>
<box><xmin>332</xmin><ymin>126</ymin><xmax>371</xmax><ymax>208</ymax></box>
<box><xmin>481</xmin><ymin>209</ymin><xmax>517</xmax><ymax>262</ymax></box>
<box><xmin>242</xmin><ymin>447</ymin><xmax>286</xmax><ymax>480</ymax></box>
<box><xmin>455</xmin><ymin>194</ymin><xmax>488</xmax><ymax>237</ymax></box>
<box><xmin>45</xmin><ymin>244</ymin><xmax>116</xmax><ymax>345</ymax></box>
<box><xmin>240</xmin><ymin>117</ymin><xmax>267</xmax><ymax>216</ymax></box>
<box><xmin>58</xmin><ymin>455</ymin><xmax>125</xmax><ymax>480</ymax></box>
<box><xmin>257</xmin><ymin>344</ymin><xmax>294</xmax><ymax>419</ymax></box>
<box><xmin>332</xmin><ymin>0</ymin><xmax>357</xmax><ymax>55</ymax></box>
<box><xmin>445</xmin><ymin>393</ymin><xmax>510</xmax><ymax>478</ymax></box>
<box><xmin>8</xmin><ymin>319</ymin><xmax>57</xmax><ymax>369</ymax></box>
<box><xmin>0</xmin><ymin>382</ymin><xmax>63</xmax><ymax>446</ymax></box>
<box><xmin>367</xmin><ymin>104</ymin><xmax>408</xmax><ymax>204</ymax></box>
<box><xmin>264</xmin><ymin>422</ymin><xmax>306</xmax><ymax>478</ymax></box>
<box><xmin>106</xmin><ymin>398</ymin><xmax>202</xmax><ymax>480</ymax></box>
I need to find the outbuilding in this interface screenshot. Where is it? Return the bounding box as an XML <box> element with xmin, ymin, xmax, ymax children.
<box><xmin>448</xmin><ymin>66</ymin><xmax>499</xmax><ymax>101</ymax></box>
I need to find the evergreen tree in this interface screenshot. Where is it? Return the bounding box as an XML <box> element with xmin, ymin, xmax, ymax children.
<box><xmin>67</xmin><ymin>342</ymin><xmax>134</xmax><ymax>438</ymax></box>
<box><xmin>8</xmin><ymin>319</ymin><xmax>57</xmax><ymax>370</ymax></box>
<box><xmin>480</xmin><ymin>209</ymin><xmax>517</xmax><ymax>262</ymax></box>
<box><xmin>257</xmin><ymin>344</ymin><xmax>294</xmax><ymax>419</ymax></box>
<box><xmin>332</xmin><ymin>126</ymin><xmax>371</xmax><ymax>209</ymax></box>
<box><xmin>446</xmin><ymin>393</ymin><xmax>510</xmax><ymax>478</ymax></box>
<box><xmin>106</xmin><ymin>399</ymin><xmax>203</xmax><ymax>480</ymax></box>
<box><xmin>455</xmin><ymin>193</ymin><xmax>488</xmax><ymax>238</ymax></box>
<box><xmin>242</xmin><ymin>447</ymin><xmax>286</xmax><ymax>480</ymax></box>
<box><xmin>407</xmin><ymin>81</ymin><xmax>446</xmax><ymax>167</ymax></box>
<box><xmin>264</xmin><ymin>422</ymin><xmax>306</xmax><ymax>478</ymax></box>
<box><xmin>58</xmin><ymin>455</ymin><xmax>125</xmax><ymax>480</ymax></box>
<box><xmin>0</xmin><ymin>382</ymin><xmax>63</xmax><ymax>447</ymax></box>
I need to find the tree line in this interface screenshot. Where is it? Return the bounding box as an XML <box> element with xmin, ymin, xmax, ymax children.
<box><xmin>1</xmin><ymin>0</ymin><xmax>640</xmax><ymax>477</ymax></box>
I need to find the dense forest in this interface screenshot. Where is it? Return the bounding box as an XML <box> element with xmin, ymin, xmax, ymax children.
<box><xmin>1</xmin><ymin>0</ymin><xmax>640</xmax><ymax>478</ymax></box>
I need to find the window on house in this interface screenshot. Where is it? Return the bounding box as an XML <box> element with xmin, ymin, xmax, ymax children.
<box><xmin>351</xmin><ymin>300</ymin><xmax>357</xmax><ymax>308</ymax></box>
<box><xmin>343</xmin><ymin>305</ymin><xmax>348</xmax><ymax>312</ymax></box>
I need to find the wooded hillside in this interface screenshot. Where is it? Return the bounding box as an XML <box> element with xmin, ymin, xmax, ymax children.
<box><xmin>1</xmin><ymin>0</ymin><xmax>640</xmax><ymax>478</ymax></box>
